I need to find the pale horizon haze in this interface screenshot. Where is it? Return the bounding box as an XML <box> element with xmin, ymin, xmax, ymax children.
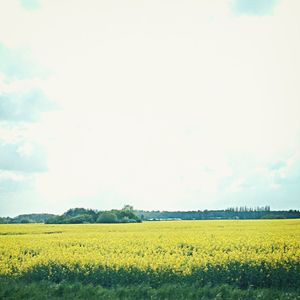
<box><xmin>0</xmin><ymin>0</ymin><xmax>300</xmax><ymax>217</ymax></box>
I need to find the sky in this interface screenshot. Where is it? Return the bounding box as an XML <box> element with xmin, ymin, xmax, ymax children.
<box><xmin>0</xmin><ymin>0</ymin><xmax>299</xmax><ymax>216</ymax></box>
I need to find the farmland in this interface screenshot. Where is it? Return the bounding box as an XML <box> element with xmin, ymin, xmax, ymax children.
<box><xmin>0</xmin><ymin>220</ymin><xmax>300</xmax><ymax>299</ymax></box>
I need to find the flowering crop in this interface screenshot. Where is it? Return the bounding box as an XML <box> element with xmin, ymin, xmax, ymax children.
<box><xmin>0</xmin><ymin>220</ymin><xmax>299</xmax><ymax>287</ymax></box>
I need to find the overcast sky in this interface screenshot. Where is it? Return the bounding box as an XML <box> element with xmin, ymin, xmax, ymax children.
<box><xmin>0</xmin><ymin>0</ymin><xmax>299</xmax><ymax>216</ymax></box>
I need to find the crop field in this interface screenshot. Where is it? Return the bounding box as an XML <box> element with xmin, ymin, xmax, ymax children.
<box><xmin>0</xmin><ymin>220</ymin><xmax>300</xmax><ymax>299</ymax></box>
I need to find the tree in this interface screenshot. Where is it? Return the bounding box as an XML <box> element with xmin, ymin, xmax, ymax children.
<box><xmin>68</xmin><ymin>214</ymin><xmax>93</xmax><ymax>224</ymax></box>
<box><xmin>122</xmin><ymin>204</ymin><xmax>134</xmax><ymax>211</ymax></box>
<box><xmin>96</xmin><ymin>212</ymin><xmax>118</xmax><ymax>223</ymax></box>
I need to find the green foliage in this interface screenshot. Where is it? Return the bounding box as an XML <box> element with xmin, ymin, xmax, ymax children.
<box><xmin>46</xmin><ymin>207</ymin><xmax>141</xmax><ymax>224</ymax></box>
<box><xmin>134</xmin><ymin>208</ymin><xmax>300</xmax><ymax>220</ymax></box>
<box><xmin>20</xmin><ymin>219</ymin><xmax>31</xmax><ymax>224</ymax></box>
<box><xmin>123</xmin><ymin>204</ymin><xmax>134</xmax><ymax>211</ymax></box>
<box><xmin>7</xmin><ymin>261</ymin><xmax>300</xmax><ymax>289</ymax></box>
<box><xmin>261</xmin><ymin>214</ymin><xmax>285</xmax><ymax>219</ymax></box>
<box><xmin>68</xmin><ymin>214</ymin><xmax>94</xmax><ymax>224</ymax></box>
<box><xmin>0</xmin><ymin>217</ymin><xmax>10</xmax><ymax>224</ymax></box>
<box><xmin>2</xmin><ymin>207</ymin><xmax>300</xmax><ymax>224</ymax></box>
<box><xmin>0</xmin><ymin>279</ymin><xmax>299</xmax><ymax>300</ymax></box>
<box><xmin>64</xmin><ymin>208</ymin><xmax>97</xmax><ymax>219</ymax></box>
<box><xmin>96</xmin><ymin>212</ymin><xmax>118</xmax><ymax>223</ymax></box>
<box><xmin>111</xmin><ymin>209</ymin><xmax>141</xmax><ymax>223</ymax></box>
<box><xmin>45</xmin><ymin>215</ymin><xmax>68</xmax><ymax>224</ymax></box>
<box><xmin>0</xmin><ymin>214</ymin><xmax>56</xmax><ymax>224</ymax></box>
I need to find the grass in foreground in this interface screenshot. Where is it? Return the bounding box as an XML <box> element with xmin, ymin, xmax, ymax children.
<box><xmin>0</xmin><ymin>280</ymin><xmax>300</xmax><ymax>300</ymax></box>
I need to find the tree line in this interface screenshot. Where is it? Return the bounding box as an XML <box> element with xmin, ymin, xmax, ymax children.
<box><xmin>0</xmin><ymin>206</ymin><xmax>141</xmax><ymax>224</ymax></box>
<box><xmin>1</xmin><ymin>206</ymin><xmax>299</xmax><ymax>224</ymax></box>
<box><xmin>135</xmin><ymin>206</ymin><xmax>300</xmax><ymax>220</ymax></box>
<box><xmin>0</xmin><ymin>213</ymin><xmax>55</xmax><ymax>224</ymax></box>
<box><xmin>45</xmin><ymin>206</ymin><xmax>141</xmax><ymax>224</ymax></box>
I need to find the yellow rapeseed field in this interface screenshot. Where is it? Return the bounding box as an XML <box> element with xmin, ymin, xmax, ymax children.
<box><xmin>0</xmin><ymin>220</ymin><xmax>300</xmax><ymax>287</ymax></box>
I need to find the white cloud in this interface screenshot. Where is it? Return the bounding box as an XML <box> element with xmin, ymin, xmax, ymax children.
<box><xmin>0</xmin><ymin>170</ymin><xmax>26</xmax><ymax>182</ymax></box>
<box><xmin>0</xmin><ymin>0</ymin><xmax>300</xmax><ymax>214</ymax></box>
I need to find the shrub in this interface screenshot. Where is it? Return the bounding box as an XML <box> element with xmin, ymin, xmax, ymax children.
<box><xmin>96</xmin><ymin>212</ymin><xmax>118</xmax><ymax>223</ymax></box>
